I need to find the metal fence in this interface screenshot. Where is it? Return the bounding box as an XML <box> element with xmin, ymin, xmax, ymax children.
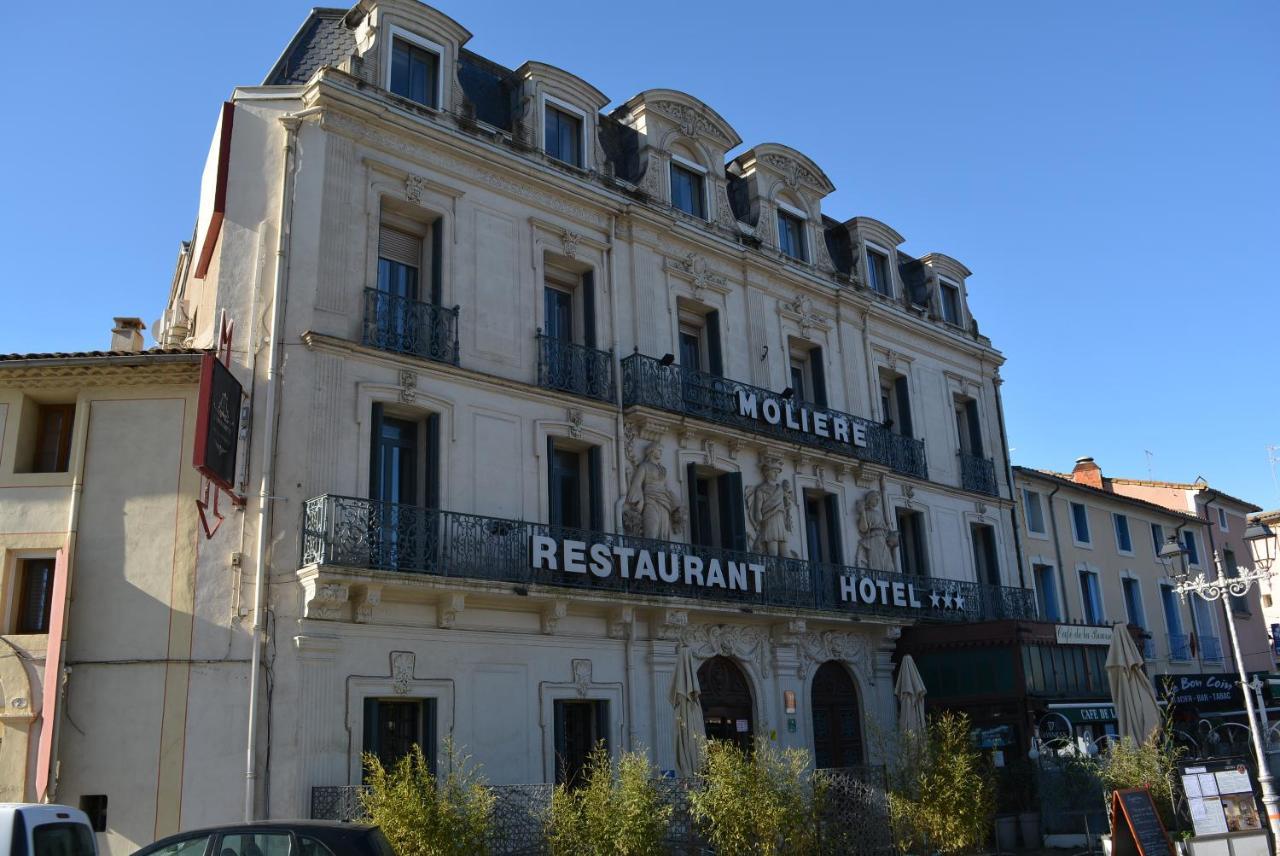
<box><xmin>362</xmin><ymin>287</ymin><xmax>460</xmax><ymax>366</ymax></box>
<box><xmin>535</xmin><ymin>333</ymin><xmax>615</xmax><ymax>403</ymax></box>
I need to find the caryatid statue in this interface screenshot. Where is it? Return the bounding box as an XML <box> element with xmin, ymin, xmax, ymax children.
<box><xmin>624</xmin><ymin>443</ymin><xmax>684</xmax><ymax>540</ymax></box>
<box><xmin>747</xmin><ymin>454</ymin><xmax>794</xmax><ymax>556</ymax></box>
<box><xmin>855</xmin><ymin>491</ymin><xmax>898</xmax><ymax>572</ymax></box>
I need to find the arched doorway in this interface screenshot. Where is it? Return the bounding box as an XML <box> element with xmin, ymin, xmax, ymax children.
<box><xmin>698</xmin><ymin>656</ymin><xmax>753</xmax><ymax>752</ymax></box>
<box><xmin>811</xmin><ymin>661</ymin><xmax>863</xmax><ymax>768</ymax></box>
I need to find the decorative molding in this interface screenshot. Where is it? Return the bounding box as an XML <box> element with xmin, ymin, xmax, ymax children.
<box><xmin>760</xmin><ymin>152</ymin><xmax>832</xmax><ymax>195</ymax></box>
<box><xmin>541</xmin><ymin>599</ymin><xmax>568</xmax><ymax>635</ymax></box>
<box><xmin>676</xmin><ymin>623</ymin><xmax>772</xmax><ymax>678</ymax></box>
<box><xmin>438</xmin><ymin>592</ymin><xmax>466</xmax><ymax>629</ymax></box>
<box><xmin>714</xmin><ymin>183</ymin><xmax>738</xmax><ymax>230</ymax></box>
<box><xmin>561</xmin><ymin>230</ymin><xmax>581</xmax><ymax>260</ymax></box>
<box><xmin>794</xmin><ymin>630</ymin><xmax>875</xmax><ymax>686</ymax></box>
<box><xmin>656</xmin><ymin>609</ymin><xmax>688</xmax><ymax>639</ymax></box>
<box><xmin>566</xmin><ymin>408</ymin><xmax>584</xmax><ymax>440</ymax></box>
<box><xmin>607</xmin><ymin>606</ymin><xmax>635</xmax><ymax>640</ymax></box>
<box><xmin>571</xmin><ymin>659</ymin><xmax>593</xmax><ymax>698</ymax></box>
<box><xmin>303</xmin><ymin>581</ymin><xmax>348</xmax><ymax>620</ymax></box>
<box><xmin>405</xmin><ymin>173</ymin><xmax>427</xmax><ymax>203</ymax></box>
<box><xmin>665</xmin><ymin>252</ymin><xmax>730</xmax><ymax>301</ymax></box>
<box><xmin>353</xmin><ymin>583</ymin><xmax>382</xmax><ymax>624</ymax></box>
<box><xmin>398</xmin><ymin>369</ymin><xmax>418</xmax><ymax>404</ymax></box>
<box><xmin>779</xmin><ymin>294</ymin><xmax>831</xmax><ymax>337</ymax></box>
<box><xmin>650</xmin><ymin>100</ymin><xmax>731</xmax><ymax>146</ymax></box>
<box><xmin>390</xmin><ymin>651</ymin><xmax>415</xmax><ymax>695</ymax></box>
<box><xmin>726</xmin><ymin>437</ymin><xmax>741</xmax><ymax>460</ymax></box>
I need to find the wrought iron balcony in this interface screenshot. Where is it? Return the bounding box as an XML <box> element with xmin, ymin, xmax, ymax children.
<box><xmin>958</xmin><ymin>451</ymin><xmax>998</xmax><ymax>497</ymax></box>
<box><xmin>301</xmin><ymin>494</ymin><xmax>1034</xmax><ymax>623</ymax></box>
<box><xmin>362</xmin><ymin>287</ymin><xmax>460</xmax><ymax>366</ymax></box>
<box><xmin>1168</xmin><ymin>633</ymin><xmax>1192</xmax><ymax>661</ymax></box>
<box><xmin>1199</xmin><ymin>634</ymin><xmax>1223</xmax><ymax>662</ymax></box>
<box><xmin>1141</xmin><ymin>636</ymin><xmax>1156</xmax><ymax>660</ymax></box>
<box><xmin>535</xmin><ymin>333</ymin><xmax>615</xmax><ymax>403</ymax></box>
<box><xmin>620</xmin><ymin>353</ymin><xmax>928</xmax><ymax>480</ymax></box>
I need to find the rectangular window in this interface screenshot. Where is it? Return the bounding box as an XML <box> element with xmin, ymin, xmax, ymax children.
<box><xmin>788</xmin><ymin>344</ymin><xmax>827</xmax><ymax>407</ymax></box>
<box><xmin>1078</xmin><ymin>570</ymin><xmax>1104</xmax><ymax>624</ymax></box>
<box><xmin>1114</xmin><ymin>513</ymin><xmax>1133</xmax><ymax>554</ymax></box>
<box><xmin>669</xmin><ymin>162</ymin><xmax>706</xmax><ymax>218</ymax></box>
<box><xmin>971</xmin><ymin>523</ymin><xmax>1000</xmax><ymax>586</ymax></box>
<box><xmin>879</xmin><ymin>372</ymin><xmax>914</xmax><ymax>438</ymax></box>
<box><xmin>547</xmin><ymin>441</ymin><xmax>602</xmax><ymax>531</ymax></box>
<box><xmin>940</xmin><ymin>281</ymin><xmax>962</xmax><ymax>324</ymax></box>
<box><xmin>898</xmin><ymin>510</ymin><xmax>930</xmax><ymax>576</ymax></box>
<box><xmin>954</xmin><ymin>398</ymin><xmax>982</xmax><ymax>455</ymax></box>
<box><xmin>553</xmin><ymin>699</ymin><xmax>608</xmax><ymax>787</ymax></box>
<box><xmin>544</xmin><ymin>286</ymin><xmax>574</xmax><ymax>344</ymax></box>
<box><xmin>1070</xmin><ymin>502</ymin><xmax>1091</xmax><ymax>545</ymax></box>
<box><xmin>363</xmin><ymin>698</ymin><xmax>436</xmax><ymax>777</ymax></box>
<box><xmin>1182</xmin><ymin>529</ymin><xmax>1201</xmax><ymax>566</ymax></box>
<box><xmin>32</xmin><ymin>404</ymin><xmax>75</xmax><ymax>473</ymax></box>
<box><xmin>676</xmin><ymin>304</ymin><xmax>722</xmax><ymax>377</ymax></box>
<box><xmin>687</xmin><ymin>466</ymin><xmax>746</xmax><ymax>551</ymax></box>
<box><xmin>1217</xmin><ymin>507</ymin><xmax>1229</xmax><ymax>531</ymax></box>
<box><xmin>1022</xmin><ymin>489</ymin><xmax>1046</xmax><ymax>535</ymax></box>
<box><xmin>1122</xmin><ymin>577</ymin><xmax>1146</xmax><ymax>628</ymax></box>
<box><xmin>804</xmin><ymin>493</ymin><xmax>843</xmax><ymax>565</ymax></box>
<box><xmin>390</xmin><ymin>37</ymin><xmax>440</xmax><ymax>108</ymax></box>
<box><xmin>777</xmin><ymin>209</ymin><xmax>807</xmax><ymax>261</ymax></box>
<box><xmin>865</xmin><ymin>247</ymin><xmax>891</xmax><ymax>296</ymax></box>
<box><xmin>1150</xmin><ymin>522</ymin><xmax>1165</xmax><ymax>555</ymax></box>
<box><xmin>544</xmin><ymin>104</ymin><xmax>583</xmax><ymax>167</ymax></box>
<box><xmin>14</xmin><ymin>557</ymin><xmax>55</xmax><ymax>634</ymax></box>
<box><xmin>1034</xmin><ymin>564</ymin><xmax>1060</xmax><ymax>620</ymax></box>
<box><xmin>1190</xmin><ymin>594</ymin><xmax>1218</xmax><ymax>660</ymax></box>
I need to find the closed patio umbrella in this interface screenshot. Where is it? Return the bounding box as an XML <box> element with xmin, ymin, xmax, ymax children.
<box><xmin>896</xmin><ymin>654</ymin><xmax>928</xmax><ymax>735</ymax></box>
<box><xmin>670</xmin><ymin>645</ymin><xmax>705</xmax><ymax>778</ymax></box>
<box><xmin>1106</xmin><ymin>623</ymin><xmax>1162</xmax><ymax>744</ymax></box>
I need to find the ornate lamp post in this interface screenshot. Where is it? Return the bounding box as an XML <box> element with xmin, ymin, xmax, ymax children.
<box><xmin>1160</xmin><ymin>521</ymin><xmax>1279</xmax><ymax>839</ymax></box>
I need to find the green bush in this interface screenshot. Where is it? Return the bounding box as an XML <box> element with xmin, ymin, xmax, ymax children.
<box><xmin>688</xmin><ymin>739</ymin><xmax>825</xmax><ymax>856</ymax></box>
<box><xmin>545</xmin><ymin>745</ymin><xmax>671</xmax><ymax>856</ymax></box>
<box><xmin>886</xmin><ymin>712</ymin><xmax>995</xmax><ymax>854</ymax></box>
<box><xmin>361</xmin><ymin>740</ymin><xmax>496</xmax><ymax>856</ymax></box>
<box><xmin>1098</xmin><ymin>733</ymin><xmax>1185</xmax><ymax>831</ymax></box>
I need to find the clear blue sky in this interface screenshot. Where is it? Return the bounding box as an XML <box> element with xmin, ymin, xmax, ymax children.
<box><xmin>1</xmin><ymin>2</ymin><xmax>1276</xmax><ymax>506</ymax></box>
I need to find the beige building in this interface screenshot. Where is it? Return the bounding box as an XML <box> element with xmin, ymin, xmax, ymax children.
<box><xmin>1251</xmin><ymin>509</ymin><xmax>1280</xmax><ymax>651</ymax></box>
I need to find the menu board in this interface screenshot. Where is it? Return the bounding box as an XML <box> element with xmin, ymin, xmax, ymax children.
<box><xmin>1111</xmin><ymin>788</ymin><xmax>1174</xmax><ymax>856</ymax></box>
<box><xmin>1180</xmin><ymin>761</ymin><xmax>1263</xmax><ymax>837</ymax></box>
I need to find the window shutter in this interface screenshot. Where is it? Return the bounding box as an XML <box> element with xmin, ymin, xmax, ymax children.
<box><xmin>379</xmin><ymin>225</ymin><xmax>423</xmax><ymax>268</ymax></box>
<box><xmin>588</xmin><ymin>446</ymin><xmax>603</xmax><ymax>531</ymax></box>
<box><xmin>687</xmin><ymin>463</ymin><xmax>701</xmax><ymax>545</ymax></box>
<box><xmin>582</xmin><ymin>271</ymin><xmax>597</xmax><ymax>348</ymax></box>
<box><xmin>705</xmin><ymin>311</ymin><xmax>723</xmax><ymax>377</ymax></box>
<box><xmin>894</xmin><ymin>376</ymin><xmax>913</xmax><ymax>438</ymax></box>
<box><xmin>429</xmin><ymin>221</ymin><xmax>443</xmax><ymax>305</ymax></box>
<box><xmin>553</xmin><ymin>702</ymin><xmax>567</xmax><ymax>784</ymax></box>
<box><xmin>720</xmin><ymin>471</ymin><xmax>747</xmax><ymax>552</ymax></box>
<box><xmin>595</xmin><ymin>700</ymin><xmax>610</xmax><ymax>752</ymax></box>
<box><xmin>824</xmin><ymin>494</ymin><xmax>843</xmax><ymax>565</ymax></box>
<box><xmin>547</xmin><ymin>436</ymin><xmax>558</xmax><ymax>526</ymax></box>
<box><xmin>424</xmin><ymin>699</ymin><xmax>438</xmax><ymax>774</ymax></box>
<box><xmin>369</xmin><ymin>403</ymin><xmax>385</xmax><ymax>501</ymax></box>
<box><xmin>965</xmin><ymin>399</ymin><xmax>982</xmax><ymax>453</ymax></box>
<box><xmin>810</xmin><ymin>347</ymin><xmax>827</xmax><ymax>408</ymax></box>
<box><xmin>424</xmin><ymin>413</ymin><xmax>440</xmax><ymax>509</ymax></box>
<box><xmin>363</xmin><ymin>698</ymin><xmax>379</xmax><ymax>763</ymax></box>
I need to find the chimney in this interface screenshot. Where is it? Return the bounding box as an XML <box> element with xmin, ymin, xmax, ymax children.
<box><xmin>1071</xmin><ymin>456</ymin><xmax>1104</xmax><ymax>490</ymax></box>
<box><xmin>110</xmin><ymin>317</ymin><xmax>146</xmax><ymax>353</ymax></box>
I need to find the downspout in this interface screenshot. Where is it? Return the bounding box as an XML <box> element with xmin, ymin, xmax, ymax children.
<box><xmin>245</xmin><ymin>112</ymin><xmax>300</xmax><ymax>822</ymax></box>
<box><xmin>992</xmin><ymin>373</ymin><xmax>1027</xmax><ymax>589</ymax></box>
<box><xmin>1045</xmin><ymin>483</ymin><xmax>1070</xmax><ymax>621</ymax></box>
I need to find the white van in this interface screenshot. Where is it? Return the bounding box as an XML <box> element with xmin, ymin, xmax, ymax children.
<box><xmin>0</xmin><ymin>805</ymin><xmax>97</xmax><ymax>856</ymax></box>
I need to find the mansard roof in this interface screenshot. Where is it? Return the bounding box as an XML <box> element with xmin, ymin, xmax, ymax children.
<box><xmin>612</xmin><ymin>89</ymin><xmax>742</xmax><ymax>151</ymax></box>
<box><xmin>263</xmin><ymin>8</ymin><xmax>352</xmax><ymax>86</ymax></box>
<box><xmin>730</xmin><ymin>143</ymin><xmax>836</xmax><ymax>198</ymax></box>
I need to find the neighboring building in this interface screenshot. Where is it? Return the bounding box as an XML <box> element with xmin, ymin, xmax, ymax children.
<box><xmin>1253</xmin><ymin>509</ymin><xmax>1280</xmax><ymax>653</ymax></box>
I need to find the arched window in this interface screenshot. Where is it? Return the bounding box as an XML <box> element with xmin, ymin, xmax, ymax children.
<box><xmin>698</xmin><ymin>656</ymin><xmax>753</xmax><ymax>752</ymax></box>
<box><xmin>811</xmin><ymin>661</ymin><xmax>863</xmax><ymax>768</ymax></box>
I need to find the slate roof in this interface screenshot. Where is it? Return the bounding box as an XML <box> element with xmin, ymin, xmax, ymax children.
<box><xmin>823</xmin><ymin>216</ymin><xmax>853</xmax><ymax>275</ymax></box>
<box><xmin>597</xmin><ymin>114</ymin><xmax>643</xmax><ymax>183</ymax></box>
<box><xmin>457</xmin><ymin>50</ymin><xmax>514</xmax><ymax>130</ymax></box>
<box><xmin>897</xmin><ymin>255</ymin><xmax>930</xmax><ymax>306</ymax></box>
<box><xmin>263</xmin><ymin>8</ymin><xmax>354</xmax><ymax>86</ymax></box>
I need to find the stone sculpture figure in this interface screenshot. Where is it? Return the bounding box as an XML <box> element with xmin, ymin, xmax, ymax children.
<box><xmin>855</xmin><ymin>491</ymin><xmax>899</xmax><ymax>572</ymax></box>
<box><xmin>624</xmin><ymin>443</ymin><xmax>683</xmax><ymax>539</ymax></box>
<box><xmin>747</xmin><ymin>455</ymin><xmax>794</xmax><ymax>556</ymax></box>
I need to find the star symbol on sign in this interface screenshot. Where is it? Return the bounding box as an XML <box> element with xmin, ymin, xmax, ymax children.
<box><xmin>953</xmin><ymin>593</ymin><xmax>966</xmax><ymax>611</ymax></box>
<box><xmin>942</xmin><ymin>591</ymin><xmax>954</xmax><ymax>609</ymax></box>
<box><xmin>929</xmin><ymin>590</ymin><xmax>941</xmax><ymax>608</ymax></box>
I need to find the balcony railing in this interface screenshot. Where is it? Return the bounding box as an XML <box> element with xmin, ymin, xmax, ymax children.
<box><xmin>1168</xmin><ymin>633</ymin><xmax>1192</xmax><ymax>661</ymax></box>
<box><xmin>1199</xmin><ymin>634</ymin><xmax>1223</xmax><ymax>662</ymax></box>
<box><xmin>1141</xmin><ymin>637</ymin><xmax>1156</xmax><ymax>660</ymax></box>
<box><xmin>959</xmin><ymin>451</ymin><xmax>998</xmax><ymax>496</ymax></box>
<box><xmin>362</xmin><ymin>287</ymin><xmax>460</xmax><ymax>366</ymax></box>
<box><xmin>620</xmin><ymin>353</ymin><xmax>928</xmax><ymax>480</ymax></box>
<box><xmin>535</xmin><ymin>333</ymin><xmax>615</xmax><ymax>403</ymax></box>
<box><xmin>301</xmin><ymin>494</ymin><xmax>1033</xmax><ymax>623</ymax></box>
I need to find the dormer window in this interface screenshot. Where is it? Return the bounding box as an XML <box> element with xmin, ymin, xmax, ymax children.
<box><xmin>544</xmin><ymin>100</ymin><xmax>584</xmax><ymax>167</ymax></box>
<box><xmin>776</xmin><ymin>204</ymin><xmax>808</xmax><ymax>262</ymax></box>
<box><xmin>669</xmin><ymin>157</ymin><xmax>707</xmax><ymax>219</ymax></box>
<box><xmin>865</xmin><ymin>246</ymin><xmax>892</xmax><ymax>296</ymax></box>
<box><xmin>939</xmin><ymin>279</ymin><xmax>962</xmax><ymax>325</ymax></box>
<box><xmin>388</xmin><ymin>29</ymin><xmax>443</xmax><ymax>109</ymax></box>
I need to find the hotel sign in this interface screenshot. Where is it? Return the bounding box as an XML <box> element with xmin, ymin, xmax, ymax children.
<box><xmin>735</xmin><ymin>390</ymin><xmax>868</xmax><ymax>449</ymax></box>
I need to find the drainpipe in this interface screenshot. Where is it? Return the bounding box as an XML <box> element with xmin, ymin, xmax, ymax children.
<box><xmin>245</xmin><ymin>112</ymin><xmax>300</xmax><ymax>822</ymax></box>
<box><xmin>991</xmin><ymin>373</ymin><xmax>1026</xmax><ymax>589</ymax></box>
<box><xmin>1044</xmin><ymin>483</ymin><xmax>1070</xmax><ymax>622</ymax></box>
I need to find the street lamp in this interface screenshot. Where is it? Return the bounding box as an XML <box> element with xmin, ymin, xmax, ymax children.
<box><xmin>1161</xmin><ymin>523</ymin><xmax>1279</xmax><ymax>841</ymax></box>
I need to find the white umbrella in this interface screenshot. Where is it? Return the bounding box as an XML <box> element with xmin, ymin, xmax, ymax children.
<box><xmin>670</xmin><ymin>645</ymin><xmax>705</xmax><ymax>778</ymax></box>
<box><xmin>896</xmin><ymin>654</ymin><xmax>928</xmax><ymax>735</ymax></box>
<box><xmin>1106</xmin><ymin>623</ymin><xmax>1162</xmax><ymax>745</ymax></box>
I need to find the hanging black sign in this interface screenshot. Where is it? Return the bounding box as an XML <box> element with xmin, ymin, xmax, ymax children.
<box><xmin>194</xmin><ymin>353</ymin><xmax>242</xmax><ymax>491</ymax></box>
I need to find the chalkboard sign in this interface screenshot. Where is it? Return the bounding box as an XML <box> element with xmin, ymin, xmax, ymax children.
<box><xmin>194</xmin><ymin>353</ymin><xmax>243</xmax><ymax>491</ymax></box>
<box><xmin>1112</xmin><ymin>788</ymin><xmax>1174</xmax><ymax>856</ymax></box>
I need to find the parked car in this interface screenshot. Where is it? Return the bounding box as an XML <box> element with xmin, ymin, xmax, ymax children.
<box><xmin>0</xmin><ymin>804</ymin><xmax>98</xmax><ymax>856</ymax></box>
<box><xmin>131</xmin><ymin>822</ymin><xmax>394</xmax><ymax>856</ymax></box>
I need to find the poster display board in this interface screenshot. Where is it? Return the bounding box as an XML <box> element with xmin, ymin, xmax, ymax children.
<box><xmin>1111</xmin><ymin>788</ymin><xmax>1174</xmax><ymax>856</ymax></box>
<box><xmin>1179</xmin><ymin>759</ymin><xmax>1263</xmax><ymax>837</ymax></box>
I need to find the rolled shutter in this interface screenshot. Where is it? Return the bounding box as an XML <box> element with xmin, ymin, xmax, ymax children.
<box><xmin>810</xmin><ymin>347</ymin><xmax>827</xmax><ymax>408</ymax></box>
<box><xmin>894</xmin><ymin>376</ymin><xmax>913</xmax><ymax>438</ymax></box>
<box><xmin>582</xmin><ymin>271</ymin><xmax>597</xmax><ymax>348</ymax></box>
<box><xmin>705</xmin><ymin>311</ymin><xmax>723</xmax><ymax>377</ymax></box>
<box><xmin>379</xmin><ymin>225</ymin><xmax>423</xmax><ymax>268</ymax></box>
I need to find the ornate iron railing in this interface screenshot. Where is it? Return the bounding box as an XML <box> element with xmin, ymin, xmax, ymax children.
<box><xmin>620</xmin><ymin>352</ymin><xmax>928</xmax><ymax>480</ymax></box>
<box><xmin>1141</xmin><ymin>636</ymin><xmax>1156</xmax><ymax>660</ymax></box>
<box><xmin>1199</xmin><ymin>634</ymin><xmax>1223</xmax><ymax>662</ymax></box>
<box><xmin>958</xmin><ymin>450</ymin><xmax>998</xmax><ymax>496</ymax></box>
<box><xmin>1168</xmin><ymin>632</ymin><xmax>1192</xmax><ymax>661</ymax></box>
<box><xmin>301</xmin><ymin>494</ymin><xmax>1035</xmax><ymax>623</ymax></box>
<box><xmin>362</xmin><ymin>287</ymin><xmax>460</xmax><ymax>366</ymax></box>
<box><xmin>535</xmin><ymin>333</ymin><xmax>615</xmax><ymax>403</ymax></box>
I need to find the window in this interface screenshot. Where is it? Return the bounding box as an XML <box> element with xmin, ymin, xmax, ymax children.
<box><xmin>1161</xmin><ymin>585</ymin><xmax>1188</xmax><ymax>660</ymax></box>
<box><xmin>788</xmin><ymin>342</ymin><xmax>827</xmax><ymax>407</ymax></box>
<box><xmin>1182</xmin><ymin>529</ymin><xmax>1201</xmax><ymax>566</ymax></box>
<box><xmin>1034</xmin><ymin>564</ymin><xmax>1060</xmax><ymax>620</ymax></box>
<box><xmin>676</xmin><ymin>304</ymin><xmax>722</xmax><ymax>376</ymax></box>
<box><xmin>363</xmin><ymin>698</ymin><xmax>436</xmax><ymax>777</ymax></box>
<box><xmin>31</xmin><ymin>823</ymin><xmax>96</xmax><ymax>856</ymax></box>
<box><xmin>1078</xmin><ymin>570</ymin><xmax>1104</xmax><ymax>624</ymax></box>
<box><xmin>215</xmin><ymin>833</ymin><xmax>291</xmax><ymax>856</ymax></box>
<box><xmin>547</xmin><ymin>441</ymin><xmax>602</xmax><ymax>531</ymax></box>
<box><xmin>544</xmin><ymin>286</ymin><xmax>574</xmax><ymax>344</ymax></box>
<box><xmin>32</xmin><ymin>403</ymin><xmax>75</xmax><ymax>473</ymax></box>
<box><xmin>1113</xmin><ymin>513</ymin><xmax>1133</xmax><ymax>554</ymax></box>
<box><xmin>389</xmin><ymin>36</ymin><xmax>440</xmax><ymax>108</ymax></box>
<box><xmin>687</xmin><ymin>466</ymin><xmax>747</xmax><ymax>551</ymax></box>
<box><xmin>865</xmin><ymin>247</ymin><xmax>891</xmax><ymax>296</ymax></box>
<box><xmin>544</xmin><ymin>103</ymin><xmax>583</xmax><ymax>167</ymax></box>
<box><xmin>1190</xmin><ymin>594</ymin><xmax>1218</xmax><ymax>660</ymax></box>
<box><xmin>373</xmin><ymin>212</ymin><xmax>445</xmax><ymax>358</ymax></box>
<box><xmin>1023</xmin><ymin>489</ymin><xmax>1047</xmax><ymax>535</ymax></box>
<box><xmin>939</xmin><ymin>280</ymin><xmax>962</xmax><ymax>325</ymax></box>
<box><xmin>898</xmin><ymin>510</ymin><xmax>930</xmax><ymax>576</ymax></box>
<box><xmin>14</xmin><ymin>557</ymin><xmax>55</xmax><ymax>634</ymax></box>
<box><xmin>146</xmin><ymin>836</ymin><xmax>212</xmax><ymax>856</ymax></box>
<box><xmin>1122</xmin><ymin>577</ymin><xmax>1146</xmax><ymax>628</ymax></box>
<box><xmin>804</xmin><ymin>493</ymin><xmax>843</xmax><ymax>565</ymax></box>
<box><xmin>669</xmin><ymin>161</ymin><xmax>706</xmax><ymax>218</ymax></box>
<box><xmin>1217</xmin><ymin>507</ymin><xmax>1229</xmax><ymax>531</ymax></box>
<box><xmin>1150</xmin><ymin>522</ymin><xmax>1165</xmax><ymax>555</ymax></box>
<box><xmin>1224</xmin><ymin>548</ymin><xmax>1249</xmax><ymax>614</ymax></box>
<box><xmin>1070</xmin><ymin>502</ymin><xmax>1091</xmax><ymax>545</ymax></box>
<box><xmin>971</xmin><ymin>523</ymin><xmax>1000</xmax><ymax>585</ymax></box>
<box><xmin>878</xmin><ymin>371</ymin><xmax>914</xmax><ymax>438</ymax></box>
<box><xmin>369</xmin><ymin>405</ymin><xmax>440</xmax><ymax>568</ymax></box>
<box><xmin>554</xmin><ymin>699</ymin><xmax>608</xmax><ymax>787</ymax></box>
<box><xmin>776</xmin><ymin>208</ymin><xmax>808</xmax><ymax>261</ymax></box>
<box><xmin>79</xmin><ymin>795</ymin><xmax>107</xmax><ymax>833</ymax></box>
<box><xmin>954</xmin><ymin>397</ymin><xmax>983</xmax><ymax>456</ymax></box>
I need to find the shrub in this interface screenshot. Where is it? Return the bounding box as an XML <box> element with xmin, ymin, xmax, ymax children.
<box><xmin>688</xmin><ymin>739</ymin><xmax>825</xmax><ymax>856</ymax></box>
<box><xmin>886</xmin><ymin>711</ymin><xmax>996</xmax><ymax>854</ymax></box>
<box><xmin>1098</xmin><ymin>733</ymin><xmax>1185</xmax><ymax>831</ymax></box>
<box><xmin>546</xmin><ymin>745</ymin><xmax>671</xmax><ymax>856</ymax></box>
<box><xmin>361</xmin><ymin>740</ymin><xmax>496</xmax><ymax>856</ymax></box>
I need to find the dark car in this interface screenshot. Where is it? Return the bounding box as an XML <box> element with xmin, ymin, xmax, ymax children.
<box><xmin>131</xmin><ymin>821</ymin><xmax>395</xmax><ymax>856</ymax></box>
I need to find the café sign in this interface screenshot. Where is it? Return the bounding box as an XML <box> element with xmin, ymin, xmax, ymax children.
<box><xmin>1054</xmin><ymin>624</ymin><xmax>1113</xmax><ymax>646</ymax></box>
<box><xmin>735</xmin><ymin>390</ymin><xmax>868</xmax><ymax>449</ymax></box>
